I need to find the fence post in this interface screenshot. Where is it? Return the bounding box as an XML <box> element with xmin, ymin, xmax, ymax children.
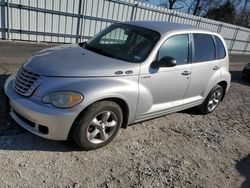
<box><xmin>243</xmin><ymin>32</ymin><xmax>250</xmax><ymax>55</ymax></box>
<box><xmin>76</xmin><ymin>0</ymin><xmax>83</xmax><ymax>43</ymax></box>
<box><xmin>130</xmin><ymin>0</ymin><xmax>138</xmax><ymax>21</ymax></box>
<box><xmin>6</xmin><ymin>0</ymin><xmax>10</xmax><ymax>39</ymax></box>
<box><xmin>0</xmin><ymin>0</ymin><xmax>5</xmax><ymax>39</ymax></box>
<box><xmin>229</xmin><ymin>27</ymin><xmax>239</xmax><ymax>54</ymax></box>
<box><xmin>79</xmin><ymin>0</ymin><xmax>85</xmax><ymax>42</ymax></box>
<box><xmin>217</xmin><ymin>24</ymin><xmax>223</xmax><ymax>33</ymax></box>
<box><xmin>168</xmin><ymin>11</ymin><xmax>174</xmax><ymax>22</ymax></box>
<box><xmin>196</xmin><ymin>18</ymin><xmax>201</xmax><ymax>27</ymax></box>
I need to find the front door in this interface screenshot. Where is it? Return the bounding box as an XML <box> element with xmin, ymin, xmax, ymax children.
<box><xmin>136</xmin><ymin>34</ymin><xmax>192</xmax><ymax>120</ymax></box>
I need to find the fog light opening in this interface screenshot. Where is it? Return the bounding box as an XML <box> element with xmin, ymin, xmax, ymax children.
<box><xmin>38</xmin><ymin>125</ymin><xmax>49</xmax><ymax>134</ymax></box>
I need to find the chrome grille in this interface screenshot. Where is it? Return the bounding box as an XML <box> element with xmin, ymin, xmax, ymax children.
<box><xmin>14</xmin><ymin>67</ymin><xmax>42</xmax><ymax>96</ymax></box>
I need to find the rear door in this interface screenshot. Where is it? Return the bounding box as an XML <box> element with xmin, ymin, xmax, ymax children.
<box><xmin>184</xmin><ymin>33</ymin><xmax>221</xmax><ymax>102</ymax></box>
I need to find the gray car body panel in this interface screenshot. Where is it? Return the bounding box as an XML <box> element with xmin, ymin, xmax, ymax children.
<box><xmin>24</xmin><ymin>44</ymin><xmax>140</xmax><ymax>77</ymax></box>
<box><xmin>4</xmin><ymin>21</ymin><xmax>231</xmax><ymax>140</ymax></box>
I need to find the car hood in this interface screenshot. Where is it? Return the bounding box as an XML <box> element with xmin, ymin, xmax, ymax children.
<box><xmin>23</xmin><ymin>44</ymin><xmax>140</xmax><ymax>77</ymax></box>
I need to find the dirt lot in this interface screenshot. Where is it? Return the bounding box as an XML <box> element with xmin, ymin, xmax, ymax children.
<box><xmin>0</xmin><ymin>40</ymin><xmax>249</xmax><ymax>188</ymax></box>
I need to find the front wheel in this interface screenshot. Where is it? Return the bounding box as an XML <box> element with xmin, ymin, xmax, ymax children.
<box><xmin>199</xmin><ymin>85</ymin><xmax>223</xmax><ymax>115</ymax></box>
<box><xmin>72</xmin><ymin>101</ymin><xmax>123</xmax><ymax>150</ymax></box>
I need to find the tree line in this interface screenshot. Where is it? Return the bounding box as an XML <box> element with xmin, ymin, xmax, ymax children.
<box><xmin>141</xmin><ymin>0</ymin><xmax>250</xmax><ymax>28</ymax></box>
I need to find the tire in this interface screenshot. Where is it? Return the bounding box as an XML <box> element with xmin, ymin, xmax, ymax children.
<box><xmin>72</xmin><ymin>101</ymin><xmax>123</xmax><ymax>150</ymax></box>
<box><xmin>242</xmin><ymin>72</ymin><xmax>247</xmax><ymax>79</ymax></box>
<box><xmin>0</xmin><ymin>75</ymin><xmax>10</xmax><ymax>114</ymax></box>
<box><xmin>199</xmin><ymin>85</ymin><xmax>223</xmax><ymax>115</ymax></box>
<box><xmin>242</xmin><ymin>72</ymin><xmax>250</xmax><ymax>80</ymax></box>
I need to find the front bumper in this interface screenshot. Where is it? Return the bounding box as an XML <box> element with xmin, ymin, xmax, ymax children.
<box><xmin>4</xmin><ymin>75</ymin><xmax>79</xmax><ymax>140</ymax></box>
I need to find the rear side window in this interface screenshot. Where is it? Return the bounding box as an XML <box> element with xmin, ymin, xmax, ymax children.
<box><xmin>158</xmin><ymin>34</ymin><xmax>189</xmax><ymax>65</ymax></box>
<box><xmin>214</xmin><ymin>35</ymin><xmax>226</xmax><ymax>59</ymax></box>
<box><xmin>193</xmin><ymin>34</ymin><xmax>215</xmax><ymax>62</ymax></box>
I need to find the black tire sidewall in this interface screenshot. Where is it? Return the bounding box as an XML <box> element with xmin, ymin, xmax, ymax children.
<box><xmin>0</xmin><ymin>75</ymin><xmax>10</xmax><ymax>114</ymax></box>
<box><xmin>204</xmin><ymin>85</ymin><xmax>223</xmax><ymax>114</ymax></box>
<box><xmin>73</xmin><ymin>101</ymin><xmax>123</xmax><ymax>150</ymax></box>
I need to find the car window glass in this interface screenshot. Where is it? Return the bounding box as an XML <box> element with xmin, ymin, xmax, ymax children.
<box><xmin>214</xmin><ymin>35</ymin><xmax>226</xmax><ymax>59</ymax></box>
<box><xmin>158</xmin><ymin>34</ymin><xmax>189</xmax><ymax>65</ymax></box>
<box><xmin>193</xmin><ymin>34</ymin><xmax>215</xmax><ymax>62</ymax></box>
<box><xmin>86</xmin><ymin>24</ymin><xmax>160</xmax><ymax>63</ymax></box>
<box><xmin>100</xmin><ymin>28</ymin><xmax>128</xmax><ymax>44</ymax></box>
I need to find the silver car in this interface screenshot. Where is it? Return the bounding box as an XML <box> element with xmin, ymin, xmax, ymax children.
<box><xmin>4</xmin><ymin>21</ymin><xmax>231</xmax><ymax>150</ymax></box>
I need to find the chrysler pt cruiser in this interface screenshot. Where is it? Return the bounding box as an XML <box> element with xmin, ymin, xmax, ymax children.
<box><xmin>4</xmin><ymin>21</ymin><xmax>231</xmax><ymax>150</ymax></box>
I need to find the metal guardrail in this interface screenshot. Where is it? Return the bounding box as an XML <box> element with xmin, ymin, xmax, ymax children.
<box><xmin>0</xmin><ymin>0</ymin><xmax>249</xmax><ymax>54</ymax></box>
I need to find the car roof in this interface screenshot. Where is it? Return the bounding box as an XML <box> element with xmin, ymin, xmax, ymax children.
<box><xmin>124</xmin><ymin>21</ymin><xmax>209</xmax><ymax>35</ymax></box>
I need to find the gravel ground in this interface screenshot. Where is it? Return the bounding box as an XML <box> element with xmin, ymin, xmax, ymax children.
<box><xmin>0</xmin><ymin>40</ymin><xmax>250</xmax><ymax>188</ymax></box>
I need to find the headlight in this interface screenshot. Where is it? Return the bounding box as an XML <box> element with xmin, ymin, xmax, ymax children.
<box><xmin>42</xmin><ymin>91</ymin><xmax>83</xmax><ymax>108</ymax></box>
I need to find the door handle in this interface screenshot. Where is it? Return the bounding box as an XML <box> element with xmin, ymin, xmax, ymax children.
<box><xmin>181</xmin><ymin>71</ymin><xmax>191</xmax><ymax>76</ymax></box>
<box><xmin>213</xmin><ymin>66</ymin><xmax>220</xmax><ymax>70</ymax></box>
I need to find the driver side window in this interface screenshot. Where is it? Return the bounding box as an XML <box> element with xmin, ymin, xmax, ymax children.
<box><xmin>158</xmin><ymin>34</ymin><xmax>189</xmax><ymax>65</ymax></box>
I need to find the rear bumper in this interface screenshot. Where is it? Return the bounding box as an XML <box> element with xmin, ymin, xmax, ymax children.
<box><xmin>4</xmin><ymin>75</ymin><xmax>78</xmax><ymax>140</ymax></box>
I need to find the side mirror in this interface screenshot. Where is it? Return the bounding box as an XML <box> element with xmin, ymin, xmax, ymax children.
<box><xmin>152</xmin><ymin>56</ymin><xmax>177</xmax><ymax>68</ymax></box>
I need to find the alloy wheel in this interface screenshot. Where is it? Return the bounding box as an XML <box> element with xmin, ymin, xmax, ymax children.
<box><xmin>207</xmin><ymin>89</ymin><xmax>221</xmax><ymax>112</ymax></box>
<box><xmin>86</xmin><ymin>111</ymin><xmax>118</xmax><ymax>144</ymax></box>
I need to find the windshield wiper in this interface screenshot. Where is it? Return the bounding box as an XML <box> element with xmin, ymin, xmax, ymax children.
<box><xmin>79</xmin><ymin>42</ymin><xmax>117</xmax><ymax>59</ymax></box>
<box><xmin>78</xmin><ymin>41</ymin><xmax>88</xmax><ymax>48</ymax></box>
<box><xmin>87</xmin><ymin>46</ymin><xmax>117</xmax><ymax>59</ymax></box>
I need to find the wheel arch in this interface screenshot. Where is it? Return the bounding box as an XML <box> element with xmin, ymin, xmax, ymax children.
<box><xmin>217</xmin><ymin>80</ymin><xmax>228</xmax><ymax>101</ymax></box>
<box><xmin>68</xmin><ymin>97</ymin><xmax>130</xmax><ymax>140</ymax></box>
<box><xmin>102</xmin><ymin>97</ymin><xmax>130</xmax><ymax>129</ymax></box>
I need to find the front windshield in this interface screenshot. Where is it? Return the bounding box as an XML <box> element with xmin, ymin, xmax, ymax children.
<box><xmin>81</xmin><ymin>23</ymin><xmax>160</xmax><ymax>63</ymax></box>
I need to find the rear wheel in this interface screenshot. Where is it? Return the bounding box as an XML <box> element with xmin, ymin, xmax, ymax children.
<box><xmin>199</xmin><ymin>85</ymin><xmax>223</xmax><ymax>115</ymax></box>
<box><xmin>72</xmin><ymin>101</ymin><xmax>123</xmax><ymax>150</ymax></box>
